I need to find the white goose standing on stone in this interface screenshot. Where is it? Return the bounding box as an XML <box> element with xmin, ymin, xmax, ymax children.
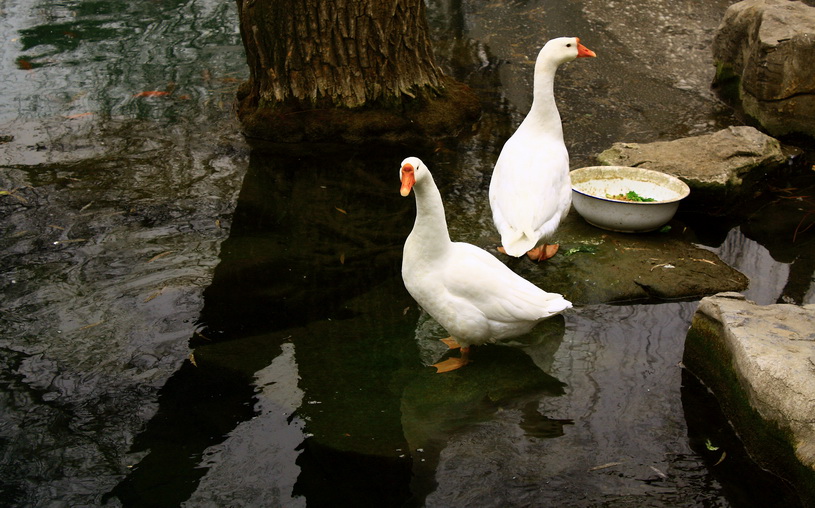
<box><xmin>490</xmin><ymin>37</ymin><xmax>596</xmax><ymax>261</ymax></box>
<box><xmin>400</xmin><ymin>157</ymin><xmax>572</xmax><ymax>373</ymax></box>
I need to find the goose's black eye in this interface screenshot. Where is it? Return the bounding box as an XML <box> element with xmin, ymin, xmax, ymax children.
<box><xmin>566</xmin><ymin>43</ymin><xmax>572</xmax><ymax>47</ymax></box>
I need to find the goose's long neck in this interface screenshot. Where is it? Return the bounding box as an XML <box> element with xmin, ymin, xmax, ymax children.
<box><xmin>523</xmin><ymin>59</ymin><xmax>565</xmax><ymax>140</ymax></box>
<box><xmin>409</xmin><ymin>173</ymin><xmax>451</xmax><ymax>256</ymax></box>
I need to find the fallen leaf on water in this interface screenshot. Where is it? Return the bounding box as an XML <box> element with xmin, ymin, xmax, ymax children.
<box><xmin>194</xmin><ymin>330</ymin><xmax>212</xmax><ymax>342</ymax></box>
<box><xmin>705</xmin><ymin>438</ymin><xmax>719</xmax><ymax>451</ymax></box>
<box><xmin>189</xmin><ymin>352</ymin><xmax>197</xmax><ymax>367</ymax></box>
<box><xmin>144</xmin><ymin>290</ymin><xmax>162</xmax><ymax>303</ymax></box>
<box><xmin>147</xmin><ymin>251</ymin><xmax>174</xmax><ymax>263</ymax></box>
<box><xmin>588</xmin><ymin>461</ymin><xmax>624</xmax><ymax>471</ymax></box>
<box><xmin>649</xmin><ymin>466</ymin><xmax>667</xmax><ymax>479</ymax></box>
<box><xmin>79</xmin><ymin>321</ymin><xmax>103</xmax><ymax>330</ymax></box>
<box><xmin>133</xmin><ymin>91</ymin><xmax>170</xmax><ymax>98</ymax></box>
<box><xmin>403</xmin><ymin>307</ymin><xmax>410</xmax><ymax>316</ymax></box>
<box><xmin>65</xmin><ymin>112</ymin><xmax>94</xmax><ymax>119</ymax></box>
<box><xmin>339</xmin><ymin>252</ymin><xmax>345</xmax><ymax>264</ymax></box>
<box><xmin>1</xmin><ymin>190</ymin><xmax>27</xmax><ymax>204</ymax></box>
<box><xmin>335</xmin><ymin>207</ymin><xmax>347</xmax><ymax>214</ymax></box>
<box><xmin>17</xmin><ymin>58</ymin><xmax>33</xmax><ymax>70</ymax></box>
<box><xmin>714</xmin><ymin>451</ymin><xmax>727</xmax><ymax>466</ymax></box>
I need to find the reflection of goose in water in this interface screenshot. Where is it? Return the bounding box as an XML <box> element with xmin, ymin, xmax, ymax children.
<box><xmin>400</xmin><ymin>313</ymin><xmax>569</xmax><ymax>503</ymax></box>
<box><xmin>399</xmin><ymin>157</ymin><xmax>571</xmax><ymax>372</ymax></box>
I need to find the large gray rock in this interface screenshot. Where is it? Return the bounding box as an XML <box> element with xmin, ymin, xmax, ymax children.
<box><xmin>712</xmin><ymin>0</ymin><xmax>815</xmax><ymax>138</ymax></box>
<box><xmin>596</xmin><ymin>126</ymin><xmax>788</xmax><ymax>190</ymax></box>
<box><xmin>684</xmin><ymin>293</ymin><xmax>815</xmax><ymax>504</ymax></box>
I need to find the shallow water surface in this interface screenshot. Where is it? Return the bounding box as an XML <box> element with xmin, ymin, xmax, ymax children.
<box><xmin>1</xmin><ymin>0</ymin><xmax>813</xmax><ymax>506</ymax></box>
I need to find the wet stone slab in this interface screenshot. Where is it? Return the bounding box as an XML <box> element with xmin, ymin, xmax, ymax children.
<box><xmin>461</xmin><ymin>211</ymin><xmax>748</xmax><ymax>306</ymax></box>
<box><xmin>684</xmin><ymin>293</ymin><xmax>815</xmax><ymax>505</ymax></box>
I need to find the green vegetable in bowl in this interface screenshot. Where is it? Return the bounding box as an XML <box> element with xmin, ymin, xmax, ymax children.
<box><xmin>606</xmin><ymin>190</ymin><xmax>656</xmax><ymax>202</ymax></box>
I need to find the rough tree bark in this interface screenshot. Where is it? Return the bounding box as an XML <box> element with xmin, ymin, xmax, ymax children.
<box><xmin>235</xmin><ymin>0</ymin><xmax>480</xmax><ymax>147</ymax></box>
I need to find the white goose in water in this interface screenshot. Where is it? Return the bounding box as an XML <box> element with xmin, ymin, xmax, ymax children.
<box><xmin>490</xmin><ymin>37</ymin><xmax>596</xmax><ymax>261</ymax></box>
<box><xmin>399</xmin><ymin>157</ymin><xmax>572</xmax><ymax>373</ymax></box>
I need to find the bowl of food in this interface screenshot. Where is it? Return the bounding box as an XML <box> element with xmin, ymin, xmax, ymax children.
<box><xmin>570</xmin><ymin>166</ymin><xmax>690</xmax><ymax>233</ymax></box>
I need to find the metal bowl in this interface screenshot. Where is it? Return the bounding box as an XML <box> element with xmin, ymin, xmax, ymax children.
<box><xmin>570</xmin><ymin>166</ymin><xmax>690</xmax><ymax>233</ymax></box>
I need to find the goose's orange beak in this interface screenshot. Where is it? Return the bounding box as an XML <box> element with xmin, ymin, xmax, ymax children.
<box><xmin>576</xmin><ymin>38</ymin><xmax>596</xmax><ymax>58</ymax></box>
<box><xmin>400</xmin><ymin>163</ymin><xmax>415</xmax><ymax>196</ymax></box>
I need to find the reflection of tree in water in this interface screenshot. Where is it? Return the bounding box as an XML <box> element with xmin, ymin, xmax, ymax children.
<box><xmin>106</xmin><ymin>150</ymin><xmax>571</xmax><ymax>507</ymax></box>
<box><xmin>106</xmin><ymin>150</ymin><xmax>414</xmax><ymax>506</ymax></box>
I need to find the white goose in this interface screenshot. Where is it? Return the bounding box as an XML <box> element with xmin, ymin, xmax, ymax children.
<box><xmin>490</xmin><ymin>37</ymin><xmax>596</xmax><ymax>261</ymax></box>
<box><xmin>400</xmin><ymin>157</ymin><xmax>572</xmax><ymax>373</ymax></box>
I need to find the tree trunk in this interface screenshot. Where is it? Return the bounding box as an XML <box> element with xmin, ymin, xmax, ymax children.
<box><xmin>235</xmin><ymin>0</ymin><xmax>480</xmax><ymax>147</ymax></box>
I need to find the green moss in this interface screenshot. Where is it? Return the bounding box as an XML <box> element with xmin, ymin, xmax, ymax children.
<box><xmin>712</xmin><ymin>61</ymin><xmax>743</xmax><ymax>105</ymax></box>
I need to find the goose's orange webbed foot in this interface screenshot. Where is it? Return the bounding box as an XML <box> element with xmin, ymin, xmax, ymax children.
<box><xmin>527</xmin><ymin>243</ymin><xmax>559</xmax><ymax>262</ymax></box>
<box><xmin>440</xmin><ymin>337</ymin><xmax>461</xmax><ymax>349</ymax></box>
<box><xmin>431</xmin><ymin>347</ymin><xmax>471</xmax><ymax>373</ymax></box>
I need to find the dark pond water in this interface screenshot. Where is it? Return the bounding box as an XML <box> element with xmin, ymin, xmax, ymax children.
<box><xmin>1</xmin><ymin>0</ymin><xmax>813</xmax><ymax>507</ymax></box>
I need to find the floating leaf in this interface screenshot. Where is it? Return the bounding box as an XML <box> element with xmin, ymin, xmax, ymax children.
<box><xmin>79</xmin><ymin>321</ymin><xmax>103</xmax><ymax>330</ymax></box>
<box><xmin>16</xmin><ymin>58</ymin><xmax>33</xmax><ymax>70</ymax></box>
<box><xmin>335</xmin><ymin>207</ymin><xmax>347</xmax><ymax>214</ymax></box>
<box><xmin>705</xmin><ymin>438</ymin><xmax>719</xmax><ymax>451</ymax></box>
<box><xmin>133</xmin><ymin>91</ymin><xmax>170</xmax><ymax>98</ymax></box>
<box><xmin>588</xmin><ymin>461</ymin><xmax>624</xmax><ymax>471</ymax></box>
<box><xmin>143</xmin><ymin>290</ymin><xmax>162</xmax><ymax>303</ymax></box>
<box><xmin>714</xmin><ymin>451</ymin><xmax>727</xmax><ymax>466</ymax></box>
<box><xmin>147</xmin><ymin>251</ymin><xmax>174</xmax><ymax>263</ymax></box>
